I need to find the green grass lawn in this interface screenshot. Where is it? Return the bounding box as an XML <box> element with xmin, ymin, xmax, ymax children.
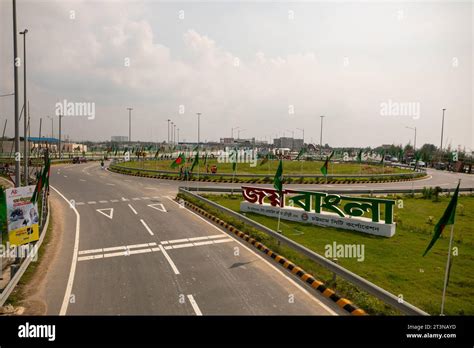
<box><xmin>119</xmin><ymin>158</ymin><xmax>411</xmax><ymax>175</ymax></box>
<box><xmin>204</xmin><ymin>193</ymin><xmax>474</xmax><ymax>315</ymax></box>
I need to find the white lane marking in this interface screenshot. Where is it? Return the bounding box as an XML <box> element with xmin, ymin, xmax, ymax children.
<box><xmin>63</xmin><ymin>175</ymin><xmax>68</xmax><ymax>178</ymax></box>
<box><xmin>165</xmin><ymin>234</ymin><xmax>227</xmax><ymax>245</ymax></box>
<box><xmin>51</xmin><ymin>186</ymin><xmax>81</xmax><ymax>316</ymax></box>
<box><xmin>165</xmin><ymin>196</ymin><xmax>338</xmax><ymax>316</ymax></box>
<box><xmin>76</xmin><ymin>202</ymin><xmax>85</xmax><ymax>206</ymax></box>
<box><xmin>106</xmin><ymin>183</ymin><xmax>115</xmax><ymax>186</ymax></box>
<box><xmin>110</xmin><ymin>199</ymin><xmax>119</xmax><ymax>203</ymax></box>
<box><xmin>159</xmin><ymin>244</ymin><xmax>180</xmax><ymax>275</ymax></box>
<box><xmin>121</xmin><ymin>197</ymin><xmax>129</xmax><ymax>201</ymax></box>
<box><xmin>141</xmin><ymin>196</ymin><xmax>150</xmax><ymax>200</ymax></box>
<box><xmin>148</xmin><ymin>203</ymin><xmax>167</xmax><ymax>213</ymax></box>
<box><xmin>128</xmin><ymin>204</ymin><xmax>138</xmax><ymax>215</ymax></box>
<box><xmin>87</xmin><ymin>201</ymin><xmax>97</xmax><ymax>205</ymax></box>
<box><xmin>96</xmin><ymin>208</ymin><xmax>114</xmax><ymax>220</ymax></box>
<box><xmin>80</xmin><ymin>179</ymin><xmax>86</xmax><ymax>182</ymax></box>
<box><xmin>140</xmin><ymin>219</ymin><xmax>154</xmax><ymax>236</ymax></box>
<box><xmin>132</xmin><ymin>197</ymin><xmax>141</xmax><ymax>201</ymax></box>
<box><xmin>99</xmin><ymin>200</ymin><xmax>108</xmax><ymax>204</ymax></box>
<box><xmin>187</xmin><ymin>295</ymin><xmax>202</xmax><ymax>316</ymax></box>
<box><xmin>80</xmin><ymin>242</ymin><xmax>157</xmax><ymax>255</ymax></box>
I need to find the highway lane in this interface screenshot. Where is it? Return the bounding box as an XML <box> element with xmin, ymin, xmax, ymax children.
<box><xmin>47</xmin><ymin>162</ymin><xmax>343</xmax><ymax>315</ymax></box>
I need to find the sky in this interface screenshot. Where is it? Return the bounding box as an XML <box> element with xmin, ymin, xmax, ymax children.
<box><xmin>0</xmin><ymin>0</ymin><xmax>472</xmax><ymax>150</ymax></box>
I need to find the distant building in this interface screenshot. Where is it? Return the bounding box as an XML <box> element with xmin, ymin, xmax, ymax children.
<box><xmin>220</xmin><ymin>137</ymin><xmax>235</xmax><ymax>144</ymax></box>
<box><xmin>273</xmin><ymin>137</ymin><xmax>303</xmax><ymax>151</ymax></box>
<box><xmin>111</xmin><ymin>136</ymin><xmax>128</xmax><ymax>142</ymax></box>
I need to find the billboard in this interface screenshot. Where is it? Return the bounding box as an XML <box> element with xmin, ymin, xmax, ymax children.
<box><xmin>6</xmin><ymin>185</ymin><xmax>40</xmax><ymax>245</ymax></box>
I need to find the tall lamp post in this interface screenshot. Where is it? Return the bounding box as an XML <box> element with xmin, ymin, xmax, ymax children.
<box><xmin>440</xmin><ymin>108</ymin><xmax>446</xmax><ymax>159</ymax></box>
<box><xmin>167</xmin><ymin>119</ymin><xmax>170</xmax><ymax>144</ymax></box>
<box><xmin>406</xmin><ymin>126</ymin><xmax>417</xmax><ymax>151</ymax></box>
<box><xmin>320</xmin><ymin>115</ymin><xmax>325</xmax><ymax>156</ymax></box>
<box><xmin>20</xmin><ymin>28</ymin><xmax>28</xmax><ymax>184</ymax></box>
<box><xmin>127</xmin><ymin>107</ymin><xmax>133</xmax><ymax>143</ymax></box>
<box><xmin>12</xmin><ymin>0</ymin><xmax>21</xmax><ymax>187</ymax></box>
<box><xmin>231</xmin><ymin>126</ymin><xmax>239</xmax><ymax>139</ymax></box>
<box><xmin>196</xmin><ymin>112</ymin><xmax>201</xmax><ymax>185</ymax></box>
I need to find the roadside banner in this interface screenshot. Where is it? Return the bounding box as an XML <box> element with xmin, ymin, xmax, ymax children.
<box><xmin>6</xmin><ymin>185</ymin><xmax>40</xmax><ymax>246</ymax></box>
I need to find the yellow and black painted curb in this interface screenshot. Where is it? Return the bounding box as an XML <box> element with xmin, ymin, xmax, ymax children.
<box><xmin>109</xmin><ymin>166</ymin><xmax>425</xmax><ymax>185</ymax></box>
<box><xmin>179</xmin><ymin>198</ymin><xmax>367</xmax><ymax>316</ymax></box>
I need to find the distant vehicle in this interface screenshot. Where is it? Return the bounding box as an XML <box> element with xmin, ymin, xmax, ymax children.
<box><xmin>410</xmin><ymin>160</ymin><xmax>426</xmax><ymax>167</ymax></box>
<box><xmin>434</xmin><ymin>162</ymin><xmax>447</xmax><ymax>170</ymax></box>
<box><xmin>389</xmin><ymin>157</ymin><xmax>399</xmax><ymax>162</ymax></box>
<box><xmin>72</xmin><ymin>157</ymin><xmax>87</xmax><ymax>164</ymax></box>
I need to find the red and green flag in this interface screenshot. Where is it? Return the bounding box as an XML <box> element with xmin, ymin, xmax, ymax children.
<box><xmin>31</xmin><ymin>158</ymin><xmax>51</xmax><ymax>204</ymax></box>
<box><xmin>320</xmin><ymin>151</ymin><xmax>334</xmax><ymax>176</ymax></box>
<box><xmin>170</xmin><ymin>153</ymin><xmax>185</xmax><ymax>169</ymax></box>
<box><xmin>423</xmin><ymin>182</ymin><xmax>460</xmax><ymax>256</ymax></box>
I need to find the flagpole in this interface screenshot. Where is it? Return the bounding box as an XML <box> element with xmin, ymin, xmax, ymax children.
<box><xmin>440</xmin><ymin>223</ymin><xmax>455</xmax><ymax>315</ymax></box>
<box><xmin>440</xmin><ymin>178</ymin><xmax>461</xmax><ymax>315</ymax></box>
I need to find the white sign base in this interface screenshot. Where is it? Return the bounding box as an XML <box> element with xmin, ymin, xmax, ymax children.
<box><xmin>240</xmin><ymin>201</ymin><xmax>396</xmax><ymax>237</ymax></box>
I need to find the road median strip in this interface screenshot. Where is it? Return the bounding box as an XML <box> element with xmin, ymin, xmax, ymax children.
<box><xmin>178</xmin><ymin>198</ymin><xmax>366</xmax><ymax>316</ymax></box>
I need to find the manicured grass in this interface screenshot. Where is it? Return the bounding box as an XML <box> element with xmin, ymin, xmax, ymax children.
<box><xmin>204</xmin><ymin>193</ymin><xmax>474</xmax><ymax>315</ymax></box>
<box><xmin>119</xmin><ymin>158</ymin><xmax>411</xmax><ymax>175</ymax></box>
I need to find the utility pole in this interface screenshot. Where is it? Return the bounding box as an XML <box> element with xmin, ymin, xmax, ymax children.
<box><xmin>440</xmin><ymin>108</ymin><xmax>446</xmax><ymax>157</ymax></box>
<box><xmin>320</xmin><ymin>115</ymin><xmax>325</xmax><ymax>156</ymax></box>
<box><xmin>297</xmin><ymin>127</ymin><xmax>304</xmax><ymax>145</ymax></box>
<box><xmin>406</xmin><ymin>126</ymin><xmax>417</xmax><ymax>151</ymax></box>
<box><xmin>177</xmin><ymin>128</ymin><xmax>180</xmax><ymax>144</ymax></box>
<box><xmin>196</xmin><ymin>112</ymin><xmax>201</xmax><ymax>184</ymax></box>
<box><xmin>58</xmin><ymin>114</ymin><xmax>62</xmax><ymax>159</ymax></box>
<box><xmin>20</xmin><ymin>29</ymin><xmax>28</xmax><ymax>184</ymax></box>
<box><xmin>127</xmin><ymin>108</ymin><xmax>133</xmax><ymax>143</ymax></box>
<box><xmin>12</xmin><ymin>0</ymin><xmax>21</xmax><ymax>187</ymax></box>
<box><xmin>39</xmin><ymin>117</ymin><xmax>42</xmax><ymax>151</ymax></box>
<box><xmin>167</xmin><ymin>119</ymin><xmax>170</xmax><ymax>143</ymax></box>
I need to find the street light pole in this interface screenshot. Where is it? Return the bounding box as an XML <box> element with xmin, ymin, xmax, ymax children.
<box><xmin>167</xmin><ymin>119</ymin><xmax>170</xmax><ymax>144</ymax></box>
<box><xmin>20</xmin><ymin>29</ymin><xmax>28</xmax><ymax>184</ymax></box>
<box><xmin>12</xmin><ymin>0</ymin><xmax>21</xmax><ymax>187</ymax></box>
<box><xmin>127</xmin><ymin>108</ymin><xmax>133</xmax><ymax>143</ymax></box>
<box><xmin>231</xmin><ymin>126</ymin><xmax>239</xmax><ymax>139</ymax></box>
<box><xmin>177</xmin><ymin>128</ymin><xmax>180</xmax><ymax>144</ymax></box>
<box><xmin>320</xmin><ymin>116</ymin><xmax>325</xmax><ymax>156</ymax></box>
<box><xmin>406</xmin><ymin>126</ymin><xmax>417</xmax><ymax>151</ymax></box>
<box><xmin>196</xmin><ymin>112</ymin><xmax>201</xmax><ymax>184</ymax></box>
<box><xmin>440</xmin><ymin>108</ymin><xmax>446</xmax><ymax>154</ymax></box>
<box><xmin>58</xmin><ymin>114</ymin><xmax>63</xmax><ymax>159</ymax></box>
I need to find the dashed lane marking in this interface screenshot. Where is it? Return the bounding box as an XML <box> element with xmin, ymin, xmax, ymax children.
<box><xmin>140</xmin><ymin>219</ymin><xmax>154</xmax><ymax>236</ymax></box>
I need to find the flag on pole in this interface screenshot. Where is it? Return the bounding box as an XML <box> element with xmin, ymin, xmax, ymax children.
<box><xmin>380</xmin><ymin>151</ymin><xmax>385</xmax><ymax>164</ymax></box>
<box><xmin>170</xmin><ymin>153</ymin><xmax>185</xmax><ymax>168</ymax></box>
<box><xmin>190</xmin><ymin>151</ymin><xmax>199</xmax><ymax>172</ymax></box>
<box><xmin>203</xmin><ymin>153</ymin><xmax>208</xmax><ymax>166</ymax></box>
<box><xmin>273</xmin><ymin>160</ymin><xmax>283</xmax><ymax>192</ymax></box>
<box><xmin>154</xmin><ymin>149</ymin><xmax>160</xmax><ymax>159</ymax></box>
<box><xmin>295</xmin><ymin>148</ymin><xmax>306</xmax><ymax>161</ymax></box>
<box><xmin>0</xmin><ymin>187</ymin><xmax>7</xmax><ymax>228</ymax></box>
<box><xmin>423</xmin><ymin>182</ymin><xmax>460</xmax><ymax>256</ymax></box>
<box><xmin>357</xmin><ymin>149</ymin><xmax>363</xmax><ymax>163</ymax></box>
<box><xmin>259</xmin><ymin>154</ymin><xmax>269</xmax><ymax>166</ymax></box>
<box><xmin>320</xmin><ymin>151</ymin><xmax>334</xmax><ymax>176</ymax></box>
<box><xmin>31</xmin><ymin>158</ymin><xmax>51</xmax><ymax>204</ymax></box>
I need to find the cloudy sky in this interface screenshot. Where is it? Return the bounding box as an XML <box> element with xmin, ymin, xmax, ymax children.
<box><xmin>0</xmin><ymin>0</ymin><xmax>472</xmax><ymax>149</ymax></box>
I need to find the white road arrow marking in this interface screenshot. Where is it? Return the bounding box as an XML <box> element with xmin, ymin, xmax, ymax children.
<box><xmin>148</xmin><ymin>203</ymin><xmax>167</xmax><ymax>213</ymax></box>
<box><xmin>96</xmin><ymin>208</ymin><xmax>114</xmax><ymax>219</ymax></box>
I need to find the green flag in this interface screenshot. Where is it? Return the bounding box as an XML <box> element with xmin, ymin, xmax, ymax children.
<box><xmin>357</xmin><ymin>149</ymin><xmax>363</xmax><ymax>163</ymax></box>
<box><xmin>273</xmin><ymin>160</ymin><xmax>283</xmax><ymax>192</ymax></box>
<box><xmin>295</xmin><ymin>148</ymin><xmax>306</xmax><ymax>161</ymax></box>
<box><xmin>259</xmin><ymin>154</ymin><xmax>269</xmax><ymax>166</ymax></box>
<box><xmin>0</xmin><ymin>187</ymin><xmax>7</xmax><ymax>229</ymax></box>
<box><xmin>170</xmin><ymin>153</ymin><xmax>185</xmax><ymax>169</ymax></box>
<box><xmin>232</xmin><ymin>161</ymin><xmax>237</xmax><ymax>173</ymax></box>
<box><xmin>423</xmin><ymin>182</ymin><xmax>460</xmax><ymax>256</ymax></box>
<box><xmin>320</xmin><ymin>151</ymin><xmax>334</xmax><ymax>176</ymax></box>
<box><xmin>190</xmin><ymin>151</ymin><xmax>199</xmax><ymax>171</ymax></box>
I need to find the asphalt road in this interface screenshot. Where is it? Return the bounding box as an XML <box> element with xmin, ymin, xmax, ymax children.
<box><xmin>44</xmin><ymin>162</ymin><xmax>344</xmax><ymax>315</ymax></box>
